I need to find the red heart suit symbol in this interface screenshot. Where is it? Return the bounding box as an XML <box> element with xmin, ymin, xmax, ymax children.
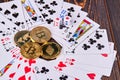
<box><xmin>87</xmin><ymin>73</ymin><xmax>96</xmax><ymax>79</ymax></box>
<box><xmin>24</xmin><ymin>66</ymin><xmax>31</xmax><ymax>74</ymax></box>
<box><xmin>101</xmin><ymin>53</ymin><xmax>108</xmax><ymax>57</ymax></box>
<box><xmin>18</xmin><ymin>75</ymin><xmax>26</xmax><ymax>80</ymax></box>
<box><xmin>9</xmin><ymin>72</ymin><xmax>16</xmax><ymax>78</ymax></box>
<box><xmin>58</xmin><ymin>61</ymin><xmax>66</xmax><ymax>67</ymax></box>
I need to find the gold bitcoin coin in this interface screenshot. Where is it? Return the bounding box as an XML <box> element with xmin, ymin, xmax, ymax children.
<box><xmin>41</xmin><ymin>42</ymin><xmax>61</xmax><ymax>60</ymax></box>
<box><xmin>14</xmin><ymin>30</ymin><xmax>31</xmax><ymax>47</ymax></box>
<box><xmin>20</xmin><ymin>42</ymin><xmax>43</xmax><ymax>59</ymax></box>
<box><xmin>30</xmin><ymin>26</ymin><xmax>51</xmax><ymax>43</ymax></box>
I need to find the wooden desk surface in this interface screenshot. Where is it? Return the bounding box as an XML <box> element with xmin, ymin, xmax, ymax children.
<box><xmin>1</xmin><ymin>0</ymin><xmax>120</xmax><ymax>80</ymax></box>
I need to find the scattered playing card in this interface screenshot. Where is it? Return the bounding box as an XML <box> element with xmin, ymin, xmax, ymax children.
<box><xmin>53</xmin><ymin>2</ymin><xmax>88</xmax><ymax>36</ymax></box>
<box><xmin>62</xmin><ymin>29</ymin><xmax>111</xmax><ymax>55</ymax></box>
<box><xmin>0</xmin><ymin>0</ymin><xmax>28</xmax><ymax>30</ymax></box>
<box><xmin>21</xmin><ymin>0</ymin><xmax>45</xmax><ymax>28</ymax></box>
<box><xmin>34</xmin><ymin>0</ymin><xmax>63</xmax><ymax>28</ymax></box>
<box><xmin>32</xmin><ymin>58</ymin><xmax>102</xmax><ymax>80</ymax></box>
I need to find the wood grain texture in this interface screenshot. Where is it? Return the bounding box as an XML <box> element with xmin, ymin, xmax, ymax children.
<box><xmin>0</xmin><ymin>0</ymin><xmax>120</xmax><ymax>80</ymax></box>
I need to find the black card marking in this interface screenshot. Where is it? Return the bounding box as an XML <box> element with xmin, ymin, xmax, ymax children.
<box><xmin>15</xmin><ymin>21</ymin><xmax>20</xmax><ymax>26</ymax></box>
<box><xmin>8</xmin><ymin>18</ymin><xmax>12</xmax><ymax>21</ymax></box>
<box><xmin>94</xmin><ymin>31</ymin><xmax>102</xmax><ymax>39</ymax></box>
<box><xmin>4</xmin><ymin>10</ymin><xmax>11</xmax><ymax>15</ymax></box>
<box><xmin>82</xmin><ymin>44</ymin><xmax>90</xmax><ymax>50</ymax></box>
<box><xmin>50</xmin><ymin>1</ymin><xmax>58</xmax><ymax>6</ymax></box>
<box><xmin>39</xmin><ymin>8</ymin><xmax>43</xmax><ymax>11</ymax></box>
<box><xmin>0</xmin><ymin>7</ymin><xmax>2</xmax><ymax>11</ymax></box>
<box><xmin>48</xmin><ymin>9</ymin><xmax>56</xmax><ymax>15</ymax></box>
<box><xmin>88</xmin><ymin>38</ymin><xmax>96</xmax><ymax>45</ymax></box>
<box><xmin>12</xmin><ymin>12</ymin><xmax>19</xmax><ymax>18</ymax></box>
<box><xmin>46</xmin><ymin>18</ymin><xmax>53</xmax><ymax>24</ymax></box>
<box><xmin>40</xmin><ymin>67</ymin><xmax>49</xmax><ymax>74</ymax></box>
<box><xmin>11</xmin><ymin>4</ymin><xmax>17</xmax><ymax>9</ymax></box>
<box><xmin>37</xmin><ymin>0</ymin><xmax>45</xmax><ymax>4</ymax></box>
<box><xmin>42</xmin><ymin>13</ymin><xmax>48</xmax><ymax>18</ymax></box>
<box><xmin>77</xmin><ymin>13</ymin><xmax>80</xmax><ymax>18</ymax></box>
<box><xmin>96</xmin><ymin>44</ymin><xmax>104</xmax><ymax>50</ymax></box>
<box><xmin>68</xmin><ymin>38</ymin><xmax>74</xmax><ymax>42</ymax></box>
<box><xmin>32</xmin><ymin>16</ymin><xmax>37</xmax><ymax>21</ymax></box>
<box><xmin>67</xmin><ymin>12</ymin><xmax>72</xmax><ymax>17</ymax></box>
<box><xmin>43</xmin><ymin>4</ymin><xmax>50</xmax><ymax>10</ymax></box>
<box><xmin>67</xmin><ymin>7</ymin><xmax>75</xmax><ymax>12</ymax></box>
<box><xmin>1</xmin><ymin>21</ymin><xmax>5</xmax><ymax>25</ymax></box>
<box><xmin>59</xmin><ymin>75</ymin><xmax>68</xmax><ymax>80</ymax></box>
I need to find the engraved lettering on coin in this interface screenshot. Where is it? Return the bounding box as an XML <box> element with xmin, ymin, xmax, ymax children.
<box><xmin>36</xmin><ymin>31</ymin><xmax>46</xmax><ymax>38</ymax></box>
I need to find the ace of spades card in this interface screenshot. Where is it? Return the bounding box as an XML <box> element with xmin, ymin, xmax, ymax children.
<box><xmin>0</xmin><ymin>0</ymin><xmax>28</xmax><ymax>30</ymax></box>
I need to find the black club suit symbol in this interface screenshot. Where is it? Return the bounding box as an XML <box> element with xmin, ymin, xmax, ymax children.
<box><xmin>67</xmin><ymin>7</ymin><xmax>75</xmax><ymax>12</ymax></box>
<box><xmin>42</xmin><ymin>13</ymin><xmax>48</xmax><ymax>18</ymax></box>
<box><xmin>68</xmin><ymin>38</ymin><xmax>74</xmax><ymax>42</ymax></box>
<box><xmin>96</xmin><ymin>44</ymin><xmax>104</xmax><ymax>50</ymax></box>
<box><xmin>88</xmin><ymin>38</ymin><xmax>96</xmax><ymax>45</ymax></box>
<box><xmin>37</xmin><ymin>0</ymin><xmax>45</xmax><ymax>4</ymax></box>
<box><xmin>82</xmin><ymin>44</ymin><xmax>90</xmax><ymax>50</ymax></box>
<box><xmin>59</xmin><ymin>75</ymin><xmax>68</xmax><ymax>80</ymax></box>
<box><xmin>46</xmin><ymin>18</ymin><xmax>53</xmax><ymax>24</ymax></box>
<box><xmin>50</xmin><ymin>1</ymin><xmax>58</xmax><ymax>6</ymax></box>
<box><xmin>94</xmin><ymin>32</ymin><xmax>102</xmax><ymax>39</ymax></box>
<box><xmin>41</xmin><ymin>67</ymin><xmax>49</xmax><ymax>74</ymax></box>
<box><xmin>43</xmin><ymin>4</ymin><xmax>50</xmax><ymax>9</ymax></box>
<box><xmin>48</xmin><ymin>9</ymin><xmax>56</xmax><ymax>15</ymax></box>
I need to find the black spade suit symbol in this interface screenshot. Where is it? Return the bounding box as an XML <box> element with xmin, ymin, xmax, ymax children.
<box><xmin>32</xmin><ymin>17</ymin><xmax>37</xmax><ymax>21</ymax></box>
<box><xmin>11</xmin><ymin>4</ymin><xmax>17</xmax><ymax>9</ymax></box>
<box><xmin>4</xmin><ymin>10</ymin><xmax>11</xmax><ymax>15</ymax></box>
<box><xmin>12</xmin><ymin>12</ymin><xmax>19</xmax><ymax>18</ymax></box>
<box><xmin>0</xmin><ymin>7</ymin><xmax>2</xmax><ymax>11</ymax></box>
<box><xmin>15</xmin><ymin>22</ymin><xmax>20</xmax><ymax>26</ymax></box>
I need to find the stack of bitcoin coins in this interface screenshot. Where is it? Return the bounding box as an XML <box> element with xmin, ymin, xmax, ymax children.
<box><xmin>14</xmin><ymin>26</ymin><xmax>62</xmax><ymax>60</ymax></box>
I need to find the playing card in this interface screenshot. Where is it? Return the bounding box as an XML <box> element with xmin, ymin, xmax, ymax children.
<box><xmin>53</xmin><ymin>2</ymin><xmax>88</xmax><ymax>36</ymax></box>
<box><xmin>0</xmin><ymin>13</ymin><xmax>20</xmax><ymax>71</ymax></box>
<box><xmin>53</xmin><ymin>17</ymin><xmax>100</xmax><ymax>49</ymax></box>
<box><xmin>0</xmin><ymin>13</ymin><xmax>19</xmax><ymax>38</ymax></box>
<box><xmin>34</xmin><ymin>0</ymin><xmax>63</xmax><ymax>27</ymax></box>
<box><xmin>62</xmin><ymin>29</ymin><xmax>111</xmax><ymax>55</ymax></box>
<box><xmin>58</xmin><ymin>42</ymin><xmax>116</xmax><ymax>76</ymax></box>
<box><xmin>34</xmin><ymin>65</ymin><xmax>79</xmax><ymax>80</ymax></box>
<box><xmin>32</xmin><ymin>58</ymin><xmax>102</xmax><ymax>80</ymax></box>
<box><xmin>21</xmin><ymin>0</ymin><xmax>45</xmax><ymax>28</ymax></box>
<box><xmin>13</xmin><ymin>60</ymin><xmax>36</xmax><ymax>80</ymax></box>
<box><xmin>0</xmin><ymin>0</ymin><xmax>28</xmax><ymax>30</ymax></box>
<box><xmin>65</xmin><ymin>17</ymin><xmax>100</xmax><ymax>48</ymax></box>
<box><xmin>0</xmin><ymin>59</ymin><xmax>22</xmax><ymax>80</ymax></box>
<box><xmin>74</xmin><ymin>50</ymin><xmax>117</xmax><ymax>77</ymax></box>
